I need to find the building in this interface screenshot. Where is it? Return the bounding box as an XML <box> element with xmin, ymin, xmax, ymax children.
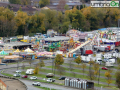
<box><xmin>50</xmin><ymin>0</ymin><xmax>80</xmax><ymax>3</ymax></box>
<box><xmin>0</xmin><ymin>0</ymin><xmax>9</xmax><ymax>3</ymax></box>
<box><xmin>0</xmin><ymin>2</ymin><xmax>38</xmax><ymax>15</ymax></box>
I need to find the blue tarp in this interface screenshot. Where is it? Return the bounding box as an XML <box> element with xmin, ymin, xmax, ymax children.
<box><xmin>98</xmin><ymin>28</ymin><xmax>107</xmax><ymax>31</ymax></box>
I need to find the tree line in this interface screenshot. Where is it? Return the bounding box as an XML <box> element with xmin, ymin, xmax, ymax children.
<box><xmin>0</xmin><ymin>6</ymin><xmax>120</xmax><ymax>37</ymax></box>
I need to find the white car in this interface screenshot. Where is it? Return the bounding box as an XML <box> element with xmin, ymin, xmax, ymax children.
<box><xmin>13</xmin><ymin>73</ymin><xmax>21</xmax><ymax>77</ymax></box>
<box><xmin>46</xmin><ymin>78</ymin><xmax>55</xmax><ymax>82</ymax></box>
<box><xmin>30</xmin><ymin>76</ymin><xmax>37</xmax><ymax>80</ymax></box>
<box><xmin>16</xmin><ymin>70</ymin><xmax>21</xmax><ymax>73</ymax></box>
<box><xmin>32</xmin><ymin>82</ymin><xmax>41</xmax><ymax>86</ymax></box>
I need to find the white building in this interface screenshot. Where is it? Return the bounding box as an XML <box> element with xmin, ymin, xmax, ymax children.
<box><xmin>0</xmin><ymin>0</ymin><xmax>9</xmax><ymax>3</ymax></box>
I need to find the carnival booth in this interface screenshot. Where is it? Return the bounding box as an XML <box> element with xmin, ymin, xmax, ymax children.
<box><xmin>0</xmin><ymin>50</ymin><xmax>9</xmax><ymax>56</ymax></box>
<box><xmin>66</xmin><ymin>29</ymin><xmax>80</xmax><ymax>41</ymax></box>
<box><xmin>36</xmin><ymin>51</ymin><xmax>53</xmax><ymax>57</ymax></box>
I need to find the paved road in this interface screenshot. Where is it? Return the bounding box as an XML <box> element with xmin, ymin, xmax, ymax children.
<box><xmin>21</xmin><ymin>79</ymin><xmax>79</xmax><ymax>90</ymax></box>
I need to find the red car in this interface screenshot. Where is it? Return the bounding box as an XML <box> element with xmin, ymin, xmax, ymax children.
<box><xmin>22</xmin><ymin>75</ymin><xmax>28</xmax><ymax>78</ymax></box>
<box><xmin>102</xmin><ymin>67</ymin><xmax>108</xmax><ymax>70</ymax></box>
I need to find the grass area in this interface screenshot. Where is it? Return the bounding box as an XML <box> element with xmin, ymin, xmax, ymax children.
<box><xmin>1</xmin><ymin>70</ymin><xmax>118</xmax><ymax>89</ymax></box>
<box><xmin>63</xmin><ymin>63</ymin><xmax>117</xmax><ymax>76</ymax></box>
<box><xmin>45</xmin><ymin>65</ymin><xmax>116</xmax><ymax>79</ymax></box>
<box><xmin>94</xmin><ymin>83</ymin><xmax>119</xmax><ymax>90</ymax></box>
<box><xmin>35</xmin><ymin>86</ymin><xmax>58</xmax><ymax>90</ymax></box>
<box><xmin>34</xmin><ymin>67</ymin><xmax>115</xmax><ymax>85</ymax></box>
<box><xmin>20</xmin><ymin>64</ymin><xmax>116</xmax><ymax>85</ymax></box>
<box><xmin>1</xmin><ymin>72</ymin><xmax>13</xmax><ymax>77</ymax></box>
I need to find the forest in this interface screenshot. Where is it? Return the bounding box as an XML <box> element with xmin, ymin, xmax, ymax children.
<box><xmin>0</xmin><ymin>6</ymin><xmax>120</xmax><ymax>37</ymax></box>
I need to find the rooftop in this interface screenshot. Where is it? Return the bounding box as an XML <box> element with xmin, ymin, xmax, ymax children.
<box><xmin>44</xmin><ymin>36</ymin><xmax>69</xmax><ymax>41</ymax></box>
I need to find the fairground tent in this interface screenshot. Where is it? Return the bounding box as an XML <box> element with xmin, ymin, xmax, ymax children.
<box><xmin>24</xmin><ymin>48</ymin><xmax>34</xmax><ymax>53</ymax></box>
<box><xmin>0</xmin><ymin>50</ymin><xmax>9</xmax><ymax>55</ymax></box>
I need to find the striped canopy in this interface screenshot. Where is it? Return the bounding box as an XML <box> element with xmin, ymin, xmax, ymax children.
<box><xmin>36</xmin><ymin>52</ymin><xmax>53</xmax><ymax>56</ymax></box>
<box><xmin>0</xmin><ymin>50</ymin><xmax>8</xmax><ymax>55</ymax></box>
<box><xmin>4</xmin><ymin>55</ymin><xmax>21</xmax><ymax>59</ymax></box>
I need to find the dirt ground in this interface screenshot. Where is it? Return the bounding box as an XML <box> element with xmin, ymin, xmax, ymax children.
<box><xmin>0</xmin><ymin>77</ymin><xmax>27</xmax><ymax>90</ymax></box>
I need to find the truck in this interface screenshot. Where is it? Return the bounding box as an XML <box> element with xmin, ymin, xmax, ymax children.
<box><xmin>26</xmin><ymin>69</ymin><xmax>34</xmax><ymax>75</ymax></box>
<box><xmin>81</xmin><ymin>55</ymin><xmax>102</xmax><ymax>64</ymax></box>
<box><xmin>94</xmin><ymin>45</ymin><xmax>109</xmax><ymax>52</ymax></box>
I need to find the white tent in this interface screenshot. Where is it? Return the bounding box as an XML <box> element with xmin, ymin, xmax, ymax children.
<box><xmin>24</xmin><ymin>48</ymin><xmax>34</xmax><ymax>53</ymax></box>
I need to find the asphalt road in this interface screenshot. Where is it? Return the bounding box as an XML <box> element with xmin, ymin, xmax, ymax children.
<box><xmin>0</xmin><ymin>57</ymin><xmax>116</xmax><ymax>90</ymax></box>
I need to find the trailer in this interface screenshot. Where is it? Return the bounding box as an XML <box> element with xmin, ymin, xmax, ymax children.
<box><xmin>105</xmin><ymin>62</ymin><xmax>114</xmax><ymax>67</ymax></box>
<box><xmin>94</xmin><ymin>45</ymin><xmax>109</xmax><ymax>52</ymax></box>
<box><xmin>103</xmin><ymin>54</ymin><xmax>112</xmax><ymax>59</ymax></box>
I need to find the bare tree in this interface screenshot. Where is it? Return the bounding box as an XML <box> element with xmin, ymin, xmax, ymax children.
<box><xmin>68</xmin><ymin>60</ymin><xmax>74</xmax><ymax>71</ymax></box>
<box><xmin>56</xmin><ymin>65</ymin><xmax>65</xmax><ymax>77</ymax></box>
<box><xmin>72</xmin><ymin>72</ymin><xmax>76</xmax><ymax>78</ymax></box>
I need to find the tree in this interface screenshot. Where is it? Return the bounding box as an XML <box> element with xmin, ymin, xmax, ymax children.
<box><xmin>29</xmin><ymin>59</ymin><xmax>33</xmax><ymax>68</ymax></box>
<box><xmin>39</xmin><ymin>60</ymin><xmax>45</xmax><ymax>70</ymax></box>
<box><xmin>88</xmin><ymin>60</ymin><xmax>95</xmax><ymax>81</ymax></box>
<box><xmin>56</xmin><ymin>65</ymin><xmax>65</xmax><ymax>77</ymax></box>
<box><xmin>65</xmin><ymin>7</ymin><xmax>86</xmax><ymax>30</ymax></box>
<box><xmin>93</xmin><ymin>63</ymin><xmax>100</xmax><ymax>77</ymax></box>
<box><xmin>21</xmin><ymin>0</ymin><xmax>31</xmax><ymax>5</ymax></box>
<box><xmin>28</xmin><ymin>12</ymin><xmax>45</xmax><ymax>33</ymax></box>
<box><xmin>15</xmin><ymin>10</ymin><xmax>29</xmax><ymax>35</ymax></box>
<box><xmin>76</xmin><ymin>5</ymin><xmax>79</xmax><ymax>10</ymax></box>
<box><xmin>9</xmin><ymin>0</ymin><xmax>21</xmax><ymax>4</ymax></box>
<box><xmin>68</xmin><ymin>60</ymin><xmax>74</xmax><ymax>71</ymax></box>
<box><xmin>74</xmin><ymin>56</ymin><xmax>81</xmax><ymax>66</ymax></box>
<box><xmin>34</xmin><ymin>65</ymin><xmax>39</xmax><ymax>74</ymax></box>
<box><xmin>105</xmin><ymin>71</ymin><xmax>112</xmax><ymax>86</ymax></box>
<box><xmin>93</xmin><ymin>54</ymin><xmax>96</xmax><ymax>57</ymax></box>
<box><xmin>54</xmin><ymin>54</ymin><xmax>64</xmax><ymax>66</ymax></box>
<box><xmin>22</xmin><ymin>64</ymin><xmax>25</xmax><ymax>70</ymax></box>
<box><xmin>41</xmin><ymin>9</ymin><xmax>58</xmax><ymax>30</ymax></box>
<box><xmin>0</xmin><ymin>7</ymin><xmax>17</xmax><ymax>37</ymax></box>
<box><xmin>39</xmin><ymin>0</ymin><xmax>50</xmax><ymax>8</ymax></box>
<box><xmin>88</xmin><ymin>70</ymin><xmax>95</xmax><ymax>81</ymax></box>
<box><xmin>64</xmin><ymin>4</ymin><xmax>69</xmax><ymax>10</ymax></box>
<box><xmin>72</xmin><ymin>72</ymin><xmax>76</xmax><ymax>78</ymax></box>
<box><xmin>115</xmin><ymin>71</ymin><xmax>120</xmax><ymax>88</ymax></box>
<box><xmin>81</xmin><ymin>63</ymin><xmax>86</xmax><ymax>77</ymax></box>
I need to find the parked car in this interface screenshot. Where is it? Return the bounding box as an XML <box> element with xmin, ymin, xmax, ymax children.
<box><xmin>30</xmin><ymin>76</ymin><xmax>37</xmax><ymax>80</ymax></box>
<box><xmin>16</xmin><ymin>70</ymin><xmax>21</xmax><ymax>73</ymax></box>
<box><xmin>13</xmin><ymin>73</ymin><xmax>21</xmax><ymax>77</ymax></box>
<box><xmin>102</xmin><ymin>67</ymin><xmax>108</xmax><ymax>70</ymax></box>
<box><xmin>32</xmin><ymin>82</ymin><xmax>41</xmax><ymax>86</ymax></box>
<box><xmin>46</xmin><ymin>78</ymin><xmax>55</xmax><ymax>82</ymax></box>
<box><xmin>46</xmin><ymin>73</ymin><xmax>54</xmax><ymax>78</ymax></box>
<box><xmin>59</xmin><ymin>77</ymin><xmax>66</xmax><ymax>80</ymax></box>
<box><xmin>22</xmin><ymin>75</ymin><xmax>28</xmax><ymax>78</ymax></box>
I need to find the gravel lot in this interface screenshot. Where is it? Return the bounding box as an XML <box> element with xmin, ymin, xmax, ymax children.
<box><xmin>0</xmin><ymin>77</ymin><xmax>26</xmax><ymax>90</ymax></box>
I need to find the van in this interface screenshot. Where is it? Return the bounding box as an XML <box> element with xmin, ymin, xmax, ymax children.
<box><xmin>26</xmin><ymin>69</ymin><xmax>34</xmax><ymax>75</ymax></box>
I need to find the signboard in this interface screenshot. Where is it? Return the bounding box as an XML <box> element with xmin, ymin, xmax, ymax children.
<box><xmin>17</xmin><ymin>35</ymin><xmax>23</xmax><ymax>39</ymax></box>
